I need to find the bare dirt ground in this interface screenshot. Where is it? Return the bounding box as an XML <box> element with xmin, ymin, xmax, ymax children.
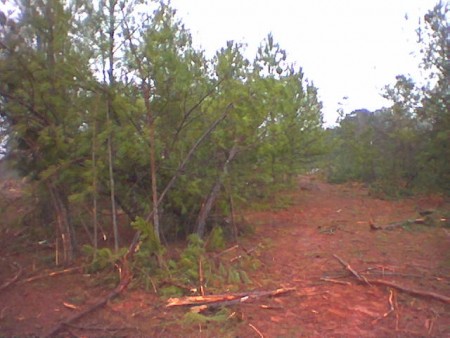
<box><xmin>0</xmin><ymin>177</ymin><xmax>449</xmax><ymax>337</ymax></box>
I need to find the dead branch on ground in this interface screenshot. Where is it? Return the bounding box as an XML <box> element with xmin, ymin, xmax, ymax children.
<box><xmin>215</xmin><ymin>244</ymin><xmax>239</xmax><ymax>257</ymax></box>
<box><xmin>167</xmin><ymin>287</ymin><xmax>296</xmax><ymax>309</ymax></box>
<box><xmin>372</xmin><ymin>289</ymin><xmax>395</xmax><ymax>324</ymax></box>
<box><xmin>0</xmin><ymin>262</ymin><xmax>22</xmax><ymax>292</ymax></box>
<box><xmin>230</xmin><ymin>244</ymin><xmax>260</xmax><ymax>262</ymax></box>
<box><xmin>190</xmin><ymin>295</ymin><xmax>250</xmax><ymax>313</ymax></box>
<box><xmin>370</xmin><ymin>218</ymin><xmax>431</xmax><ymax>231</ymax></box>
<box><xmin>44</xmin><ymin>260</ymin><xmax>132</xmax><ymax>338</ymax></box>
<box><xmin>20</xmin><ymin>266</ymin><xmax>82</xmax><ymax>284</ymax></box>
<box><xmin>368</xmin><ymin>279</ymin><xmax>450</xmax><ymax>304</ymax></box>
<box><xmin>320</xmin><ymin>277</ymin><xmax>351</xmax><ymax>285</ymax></box>
<box><xmin>333</xmin><ymin>255</ymin><xmax>450</xmax><ymax>304</ymax></box>
<box><xmin>249</xmin><ymin>323</ymin><xmax>264</xmax><ymax>338</ymax></box>
<box><xmin>333</xmin><ymin>254</ymin><xmax>371</xmax><ymax>285</ymax></box>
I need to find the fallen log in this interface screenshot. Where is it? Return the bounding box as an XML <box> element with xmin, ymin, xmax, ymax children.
<box><xmin>167</xmin><ymin>287</ymin><xmax>296</xmax><ymax>308</ymax></box>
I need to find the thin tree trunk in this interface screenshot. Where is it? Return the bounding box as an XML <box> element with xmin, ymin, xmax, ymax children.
<box><xmin>119</xmin><ymin>13</ymin><xmax>161</xmax><ymax>244</ymax></box>
<box><xmin>47</xmin><ymin>182</ymin><xmax>74</xmax><ymax>265</ymax></box>
<box><xmin>107</xmin><ymin>122</ymin><xmax>119</xmax><ymax>252</ymax></box>
<box><xmin>226</xmin><ymin>183</ymin><xmax>238</xmax><ymax>242</ymax></box>
<box><xmin>92</xmin><ymin>106</ymin><xmax>98</xmax><ymax>258</ymax></box>
<box><xmin>44</xmin><ymin>1</ymin><xmax>74</xmax><ymax>262</ymax></box>
<box><xmin>196</xmin><ymin>143</ymin><xmax>239</xmax><ymax>238</ymax></box>
<box><xmin>107</xmin><ymin>0</ymin><xmax>119</xmax><ymax>252</ymax></box>
<box><xmin>143</xmin><ymin>81</ymin><xmax>161</xmax><ymax>244</ymax></box>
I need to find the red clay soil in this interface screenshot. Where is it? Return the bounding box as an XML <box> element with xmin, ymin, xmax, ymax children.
<box><xmin>0</xmin><ymin>177</ymin><xmax>449</xmax><ymax>337</ymax></box>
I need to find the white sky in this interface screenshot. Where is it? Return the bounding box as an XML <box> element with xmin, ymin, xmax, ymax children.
<box><xmin>0</xmin><ymin>0</ymin><xmax>439</xmax><ymax>125</ymax></box>
<box><xmin>170</xmin><ymin>0</ymin><xmax>439</xmax><ymax>125</ymax></box>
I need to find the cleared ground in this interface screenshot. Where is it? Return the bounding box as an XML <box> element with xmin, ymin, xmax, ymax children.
<box><xmin>0</xmin><ymin>177</ymin><xmax>449</xmax><ymax>337</ymax></box>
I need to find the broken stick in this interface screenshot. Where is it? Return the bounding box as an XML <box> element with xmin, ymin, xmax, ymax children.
<box><xmin>249</xmin><ymin>323</ymin><xmax>264</xmax><ymax>338</ymax></box>
<box><xmin>369</xmin><ymin>279</ymin><xmax>450</xmax><ymax>304</ymax></box>
<box><xmin>21</xmin><ymin>266</ymin><xmax>82</xmax><ymax>284</ymax></box>
<box><xmin>44</xmin><ymin>263</ymin><xmax>132</xmax><ymax>337</ymax></box>
<box><xmin>372</xmin><ymin>289</ymin><xmax>395</xmax><ymax>324</ymax></box>
<box><xmin>333</xmin><ymin>254</ymin><xmax>371</xmax><ymax>286</ymax></box>
<box><xmin>333</xmin><ymin>255</ymin><xmax>450</xmax><ymax>304</ymax></box>
<box><xmin>0</xmin><ymin>262</ymin><xmax>22</xmax><ymax>292</ymax></box>
<box><xmin>320</xmin><ymin>277</ymin><xmax>352</xmax><ymax>285</ymax></box>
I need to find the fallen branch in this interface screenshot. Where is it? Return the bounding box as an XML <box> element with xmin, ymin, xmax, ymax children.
<box><xmin>372</xmin><ymin>289</ymin><xmax>395</xmax><ymax>324</ymax></box>
<box><xmin>370</xmin><ymin>219</ymin><xmax>428</xmax><ymax>231</ymax></box>
<box><xmin>249</xmin><ymin>323</ymin><xmax>264</xmax><ymax>338</ymax></box>
<box><xmin>167</xmin><ymin>287</ymin><xmax>296</xmax><ymax>308</ymax></box>
<box><xmin>191</xmin><ymin>296</ymin><xmax>249</xmax><ymax>313</ymax></box>
<box><xmin>368</xmin><ymin>279</ymin><xmax>450</xmax><ymax>304</ymax></box>
<box><xmin>44</xmin><ymin>262</ymin><xmax>132</xmax><ymax>337</ymax></box>
<box><xmin>230</xmin><ymin>244</ymin><xmax>259</xmax><ymax>262</ymax></box>
<box><xmin>333</xmin><ymin>255</ymin><xmax>450</xmax><ymax>304</ymax></box>
<box><xmin>214</xmin><ymin>244</ymin><xmax>239</xmax><ymax>257</ymax></box>
<box><xmin>333</xmin><ymin>254</ymin><xmax>371</xmax><ymax>286</ymax></box>
<box><xmin>320</xmin><ymin>277</ymin><xmax>351</xmax><ymax>285</ymax></box>
<box><xmin>0</xmin><ymin>262</ymin><xmax>22</xmax><ymax>292</ymax></box>
<box><xmin>20</xmin><ymin>266</ymin><xmax>82</xmax><ymax>284</ymax></box>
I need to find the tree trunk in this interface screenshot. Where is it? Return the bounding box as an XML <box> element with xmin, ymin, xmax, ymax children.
<box><xmin>47</xmin><ymin>182</ymin><xmax>74</xmax><ymax>265</ymax></box>
<box><xmin>107</xmin><ymin>0</ymin><xmax>119</xmax><ymax>252</ymax></box>
<box><xmin>92</xmin><ymin>106</ymin><xmax>99</xmax><ymax>258</ymax></box>
<box><xmin>196</xmin><ymin>143</ymin><xmax>238</xmax><ymax>238</ymax></box>
<box><xmin>143</xmin><ymin>81</ymin><xmax>161</xmax><ymax>244</ymax></box>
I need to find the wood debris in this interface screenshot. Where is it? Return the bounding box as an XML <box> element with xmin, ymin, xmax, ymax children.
<box><xmin>0</xmin><ymin>262</ymin><xmax>22</xmax><ymax>292</ymax></box>
<box><xmin>166</xmin><ymin>287</ymin><xmax>296</xmax><ymax>310</ymax></box>
<box><xmin>333</xmin><ymin>254</ymin><xmax>450</xmax><ymax>304</ymax></box>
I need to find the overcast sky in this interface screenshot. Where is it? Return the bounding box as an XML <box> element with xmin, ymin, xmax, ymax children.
<box><xmin>0</xmin><ymin>0</ymin><xmax>439</xmax><ymax>125</ymax></box>
<box><xmin>170</xmin><ymin>0</ymin><xmax>438</xmax><ymax>125</ymax></box>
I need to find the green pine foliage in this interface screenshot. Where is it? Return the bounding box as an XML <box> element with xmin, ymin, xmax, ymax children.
<box><xmin>205</xmin><ymin>227</ymin><xmax>226</xmax><ymax>252</ymax></box>
<box><xmin>82</xmin><ymin>245</ymin><xmax>128</xmax><ymax>273</ymax></box>
<box><xmin>131</xmin><ymin>217</ymin><xmax>166</xmax><ymax>268</ymax></box>
<box><xmin>1</xmin><ymin>0</ymin><xmax>446</xmax><ymax>268</ymax></box>
<box><xmin>1</xmin><ymin>0</ymin><xmax>325</xmax><ymax>262</ymax></box>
